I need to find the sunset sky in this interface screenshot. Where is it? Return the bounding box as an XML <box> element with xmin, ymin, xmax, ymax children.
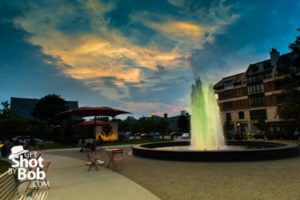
<box><xmin>1</xmin><ymin>0</ymin><xmax>300</xmax><ymax>117</ymax></box>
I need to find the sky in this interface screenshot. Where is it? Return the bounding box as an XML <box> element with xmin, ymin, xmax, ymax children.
<box><xmin>0</xmin><ymin>0</ymin><xmax>300</xmax><ymax>118</ymax></box>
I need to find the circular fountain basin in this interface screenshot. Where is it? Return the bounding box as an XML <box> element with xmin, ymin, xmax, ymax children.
<box><xmin>132</xmin><ymin>140</ymin><xmax>299</xmax><ymax>161</ymax></box>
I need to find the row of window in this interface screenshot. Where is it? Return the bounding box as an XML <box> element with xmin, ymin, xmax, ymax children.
<box><xmin>220</xmin><ymin>83</ymin><xmax>264</xmax><ymax>100</ymax></box>
<box><xmin>220</xmin><ymin>79</ymin><xmax>298</xmax><ymax>99</ymax></box>
<box><xmin>249</xmin><ymin>96</ymin><xmax>265</xmax><ymax>107</ymax></box>
<box><xmin>222</xmin><ymin>94</ymin><xmax>266</xmax><ymax>110</ymax></box>
<box><xmin>219</xmin><ymin>88</ymin><xmax>246</xmax><ymax>99</ymax></box>
<box><xmin>226</xmin><ymin>111</ymin><xmax>245</xmax><ymax>120</ymax></box>
<box><xmin>222</xmin><ymin>100</ymin><xmax>246</xmax><ymax>110</ymax></box>
<box><xmin>225</xmin><ymin>109</ymin><xmax>267</xmax><ymax>121</ymax></box>
<box><xmin>247</xmin><ymin>84</ymin><xmax>264</xmax><ymax>95</ymax></box>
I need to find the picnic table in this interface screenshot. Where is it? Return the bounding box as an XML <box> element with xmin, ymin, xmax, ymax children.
<box><xmin>105</xmin><ymin>148</ymin><xmax>123</xmax><ymax>170</ymax></box>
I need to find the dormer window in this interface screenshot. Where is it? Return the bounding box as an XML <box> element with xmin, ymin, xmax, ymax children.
<box><xmin>250</xmin><ymin>65</ymin><xmax>259</xmax><ymax>73</ymax></box>
<box><xmin>224</xmin><ymin>81</ymin><xmax>233</xmax><ymax>88</ymax></box>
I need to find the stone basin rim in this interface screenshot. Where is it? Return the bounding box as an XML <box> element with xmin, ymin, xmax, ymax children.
<box><xmin>132</xmin><ymin>140</ymin><xmax>299</xmax><ymax>161</ymax></box>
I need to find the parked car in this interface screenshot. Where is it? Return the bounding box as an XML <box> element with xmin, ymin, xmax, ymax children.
<box><xmin>170</xmin><ymin>132</ymin><xmax>182</xmax><ymax>139</ymax></box>
<box><xmin>141</xmin><ymin>133</ymin><xmax>154</xmax><ymax>139</ymax></box>
<box><xmin>153</xmin><ymin>133</ymin><xmax>160</xmax><ymax>141</ymax></box>
<box><xmin>181</xmin><ymin>133</ymin><xmax>190</xmax><ymax>139</ymax></box>
<box><xmin>170</xmin><ymin>132</ymin><xmax>182</xmax><ymax>136</ymax></box>
<box><xmin>13</xmin><ymin>136</ymin><xmax>50</xmax><ymax>146</ymax></box>
<box><xmin>13</xmin><ymin>136</ymin><xmax>31</xmax><ymax>145</ymax></box>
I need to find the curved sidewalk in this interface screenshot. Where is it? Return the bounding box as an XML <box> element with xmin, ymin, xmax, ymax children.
<box><xmin>25</xmin><ymin>153</ymin><xmax>160</xmax><ymax>200</ymax></box>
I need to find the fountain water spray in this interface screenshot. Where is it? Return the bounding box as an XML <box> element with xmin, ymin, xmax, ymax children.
<box><xmin>191</xmin><ymin>78</ymin><xmax>226</xmax><ymax>150</ymax></box>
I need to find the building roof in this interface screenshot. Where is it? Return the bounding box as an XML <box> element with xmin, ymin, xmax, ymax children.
<box><xmin>213</xmin><ymin>73</ymin><xmax>245</xmax><ymax>90</ymax></box>
<box><xmin>214</xmin><ymin>50</ymin><xmax>299</xmax><ymax>90</ymax></box>
<box><xmin>10</xmin><ymin>97</ymin><xmax>79</xmax><ymax>119</ymax></box>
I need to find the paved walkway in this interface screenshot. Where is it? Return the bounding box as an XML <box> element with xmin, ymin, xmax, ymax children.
<box><xmin>20</xmin><ymin>153</ymin><xmax>160</xmax><ymax>200</ymax></box>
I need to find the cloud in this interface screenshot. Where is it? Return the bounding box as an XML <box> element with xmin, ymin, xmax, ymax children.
<box><xmin>13</xmin><ymin>1</ymin><xmax>186</xmax><ymax>99</ymax></box>
<box><xmin>11</xmin><ymin>0</ymin><xmax>238</xmax><ymax>115</ymax></box>
<box><xmin>131</xmin><ymin>0</ymin><xmax>238</xmax><ymax>52</ymax></box>
<box><xmin>134</xmin><ymin>17</ymin><xmax>207</xmax><ymax>51</ymax></box>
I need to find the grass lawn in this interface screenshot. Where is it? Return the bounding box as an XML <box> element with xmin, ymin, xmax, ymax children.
<box><xmin>0</xmin><ymin>160</ymin><xmax>11</xmax><ymax>174</ymax></box>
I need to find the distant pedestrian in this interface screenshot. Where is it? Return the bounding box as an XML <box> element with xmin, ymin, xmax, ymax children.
<box><xmin>29</xmin><ymin>137</ymin><xmax>36</xmax><ymax>150</ymax></box>
<box><xmin>79</xmin><ymin>138</ymin><xmax>83</xmax><ymax>152</ymax></box>
<box><xmin>294</xmin><ymin>128</ymin><xmax>300</xmax><ymax>143</ymax></box>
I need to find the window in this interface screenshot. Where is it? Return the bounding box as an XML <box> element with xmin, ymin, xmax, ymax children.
<box><xmin>250</xmin><ymin>65</ymin><xmax>259</xmax><ymax>73</ymax></box>
<box><xmin>236</xmin><ymin>88</ymin><xmax>243</xmax><ymax>96</ymax></box>
<box><xmin>247</xmin><ymin>84</ymin><xmax>264</xmax><ymax>95</ymax></box>
<box><xmin>238</xmin><ymin>111</ymin><xmax>244</xmax><ymax>119</ymax></box>
<box><xmin>225</xmin><ymin>113</ymin><xmax>231</xmax><ymax>120</ymax></box>
<box><xmin>236</xmin><ymin>100</ymin><xmax>244</xmax><ymax>108</ymax></box>
<box><xmin>249</xmin><ymin>96</ymin><xmax>265</xmax><ymax>107</ymax></box>
<box><xmin>250</xmin><ymin>109</ymin><xmax>267</xmax><ymax>120</ymax></box>
<box><xmin>276</xmin><ymin>94</ymin><xmax>285</xmax><ymax>104</ymax></box>
<box><xmin>275</xmin><ymin>81</ymin><xmax>282</xmax><ymax>90</ymax></box>
<box><xmin>223</xmin><ymin>102</ymin><xmax>232</xmax><ymax>109</ymax></box>
<box><xmin>224</xmin><ymin>81</ymin><xmax>233</xmax><ymax>88</ymax></box>
<box><xmin>221</xmin><ymin>90</ymin><xmax>231</xmax><ymax>98</ymax></box>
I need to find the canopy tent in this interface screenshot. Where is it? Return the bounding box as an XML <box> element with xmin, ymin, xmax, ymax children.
<box><xmin>57</xmin><ymin>106</ymin><xmax>130</xmax><ymax>143</ymax></box>
<box><xmin>75</xmin><ymin>120</ymin><xmax>108</xmax><ymax>127</ymax></box>
<box><xmin>57</xmin><ymin>106</ymin><xmax>130</xmax><ymax>118</ymax></box>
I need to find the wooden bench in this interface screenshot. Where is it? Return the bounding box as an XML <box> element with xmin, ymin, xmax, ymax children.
<box><xmin>0</xmin><ymin>171</ymin><xmax>48</xmax><ymax>200</ymax></box>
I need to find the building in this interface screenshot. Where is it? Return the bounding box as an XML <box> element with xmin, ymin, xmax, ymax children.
<box><xmin>214</xmin><ymin>49</ymin><xmax>300</xmax><ymax>137</ymax></box>
<box><xmin>10</xmin><ymin>97</ymin><xmax>79</xmax><ymax>119</ymax></box>
<box><xmin>168</xmin><ymin>111</ymin><xmax>190</xmax><ymax>132</ymax></box>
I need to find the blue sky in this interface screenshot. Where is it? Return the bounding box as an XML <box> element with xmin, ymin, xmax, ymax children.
<box><xmin>0</xmin><ymin>0</ymin><xmax>300</xmax><ymax>117</ymax></box>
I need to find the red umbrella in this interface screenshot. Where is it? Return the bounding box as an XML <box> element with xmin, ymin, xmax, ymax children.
<box><xmin>57</xmin><ymin>106</ymin><xmax>130</xmax><ymax>118</ymax></box>
<box><xmin>76</xmin><ymin>120</ymin><xmax>108</xmax><ymax>127</ymax></box>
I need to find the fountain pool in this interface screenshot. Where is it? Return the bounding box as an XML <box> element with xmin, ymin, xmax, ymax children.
<box><xmin>132</xmin><ymin>78</ymin><xmax>299</xmax><ymax>161</ymax></box>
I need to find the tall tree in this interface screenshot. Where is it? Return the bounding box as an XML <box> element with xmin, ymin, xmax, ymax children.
<box><xmin>289</xmin><ymin>28</ymin><xmax>300</xmax><ymax>53</ymax></box>
<box><xmin>223</xmin><ymin>118</ymin><xmax>234</xmax><ymax>139</ymax></box>
<box><xmin>177</xmin><ymin>114</ymin><xmax>189</xmax><ymax>132</ymax></box>
<box><xmin>277</xmin><ymin>29</ymin><xmax>300</xmax><ymax>126</ymax></box>
<box><xmin>32</xmin><ymin>94</ymin><xmax>68</xmax><ymax>123</ymax></box>
<box><xmin>0</xmin><ymin>101</ymin><xmax>14</xmax><ymax>119</ymax></box>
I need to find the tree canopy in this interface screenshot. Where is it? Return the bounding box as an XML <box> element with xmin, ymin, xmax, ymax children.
<box><xmin>177</xmin><ymin>114</ymin><xmax>190</xmax><ymax>132</ymax></box>
<box><xmin>32</xmin><ymin>94</ymin><xmax>68</xmax><ymax>123</ymax></box>
<box><xmin>0</xmin><ymin>101</ymin><xmax>14</xmax><ymax>119</ymax></box>
<box><xmin>289</xmin><ymin>28</ymin><xmax>300</xmax><ymax>53</ymax></box>
<box><xmin>277</xmin><ymin>29</ymin><xmax>300</xmax><ymax>126</ymax></box>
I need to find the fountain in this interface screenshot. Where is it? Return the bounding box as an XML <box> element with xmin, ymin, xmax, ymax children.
<box><xmin>132</xmin><ymin>78</ymin><xmax>299</xmax><ymax>161</ymax></box>
<box><xmin>191</xmin><ymin>78</ymin><xmax>225</xmax><ymax>150</ymax></box>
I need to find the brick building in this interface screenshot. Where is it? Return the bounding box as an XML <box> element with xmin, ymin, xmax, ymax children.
<box><xmin>214</xmin><ymin>49</ymin><xmax>300</xmax><ymax>137</ymax></box>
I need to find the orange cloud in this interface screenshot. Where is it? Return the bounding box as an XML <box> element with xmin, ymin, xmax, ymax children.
<box><xmin>13</xmin><ymin>0</ymin><xmax>236</xmax><ymax>104</ymax></box>
<box><xmin>150</xmin><ymin>21</ymin><xmax>205</xmax><ymax>39</ymax></box>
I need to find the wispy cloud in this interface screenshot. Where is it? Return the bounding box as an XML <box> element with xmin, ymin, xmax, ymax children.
<box><xmin>12</xmin><ymin>0</ymin><xmax>238</xmax><ymax>115</ymax></box>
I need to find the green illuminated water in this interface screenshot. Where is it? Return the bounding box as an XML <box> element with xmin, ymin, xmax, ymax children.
<box><xmin>191</xmin><ymin>78</ymin><xmax>226</xmax><ymax>150</ymax></box>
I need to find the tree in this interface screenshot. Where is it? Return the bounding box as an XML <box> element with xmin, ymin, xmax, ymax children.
<box><xmin>177</xmin><ymin>114</ymin><xmax>189</xmax><ymax>132</ymax></box>
<box><xmin>223</xmin><ymin>118</ymin><xmax>234</xmax><ymax>139</ymax></box>
<box><xmin>277</xmin><ymin>30</ymin><xmax>300</xmax><ymax>127</ymax></box>
<box><xmin>159</xmin><ymin>118</ymin><xmax>169</xmax><ymax>139</ymax></box>
<box><xmin>254</xmin><ymin>118</ymin><xmax>266</xmax><ymax>139</ymax></box>
<box><xmin>32</xmin><ymin>94</ymin><xmax>68</xmax><ymax>123</ymax></box>
<box><xmin>289</xmin><ymin>28</ymin><xmax>300</xmax><ymax>53</ymax></box>
<box><xmin>277</xmin><ymin>79</ymin><xmax>300</xmax><ymax>124</ymax></box>
<box><xmin>0</xmin><ymin>101</ymin><xmax>14</xmax><ymax>119</ymax></box>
